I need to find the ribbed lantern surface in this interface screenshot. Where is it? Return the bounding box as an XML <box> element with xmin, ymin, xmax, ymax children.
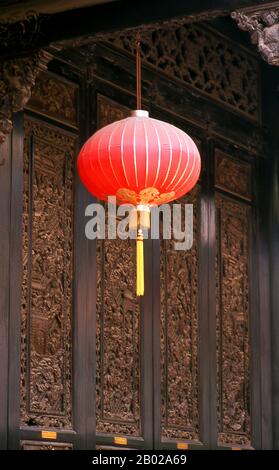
<box><xmin>78</xmin><ymin>110</ymin><xmax>201</xmax><ymax>206</ymax></box>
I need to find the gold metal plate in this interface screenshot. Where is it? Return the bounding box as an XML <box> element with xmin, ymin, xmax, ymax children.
<box><xmin>41</xmin><ymin>431</ymin><xmax>57</xmax><ymax>440</ymax></box>
<box><xmin>114</xmin><ymin>436</ymin><xmax>127</xmax><ymax>446</ymax></box>
<box><xmin>177</xmin><ymin>442</ymin><xmax>188</xmax><ymax>450</ymax></box>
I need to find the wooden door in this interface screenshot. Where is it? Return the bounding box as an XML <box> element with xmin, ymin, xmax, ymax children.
<box><xmin>15</xmin><ymin>79</ymin><xmax>264</xmax><ymax>451</ymax></box>
<box><xmin>3</xmin><ymin>20</ymin><xmax>272</xmax><ymax>449</ymax></box>
<box><xmin>92</xmin><ymin>93</ymin><xmax>260</xmax><ymax>450</ymax></box>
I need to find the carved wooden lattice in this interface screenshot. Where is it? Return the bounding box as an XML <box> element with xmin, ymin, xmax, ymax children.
<box><xmin>21</xmin><ymin>441</ymin><xmax>73</xmax><ymax>450</ymax></box>
<box><xmin>21</xmin><ymin>118</ymin><xmax>75</xmax><ymax>428</ymax></box>
<box><xmin>97</xmin><ymin>94</ymin><xmax>130</xmax><ymax>128</ymax></box>
<box><xmin>215</xmin><ymin>150</ymin><xmax>252</xmax><ymax>201</ymax></box>
<box><xmin>109</xmin><ymin>23</ymin><xmax>260</xmax><ymax>121</ymax></box>
<box><xmin>96</xmin><ymin>95</ymin><xmax>141</xmax><ymax>436</ymax></box>
<box><xmin>26</xmin><ymin>71</ymin><xmax>78</xmax><ymax>128</ymax></box>
<box><xmin>216</xmin><ymin>194</ymin><xmax>251</xmax><ymax>446</ymax></box>
<box><xmin>160</xmin><ymin>187</ymin><xmax>200</xmax><ymax>441</ymax></box>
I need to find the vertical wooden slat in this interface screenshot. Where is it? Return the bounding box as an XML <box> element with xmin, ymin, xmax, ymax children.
<box><xmin>0</xmin><ymin>134</ymin><xmax>11</xmax><ymax>450</ymax></box>
<box><xmin>84</xmin><ymin>82</ymin><xmax>97</xmax><ymax>451</ymax></box>
<box><xmin>142</xmin><ymin>236</ymin><xmax>154</xmax><ymax>449</ymax></box>
<box><xmin>257</xmin><ymin>182</ymin><xmax>272</xmax><ymax>449</ymax></box>
<box><xmin>73</xmin><ymin>79</ymin><xmax>96</xmax><ymax>450</ymax></box>
<box><xmin>8</xmin><ymin>112</ymin><xmax>24</xmax><ymax>449</ymax></box>
<box><xmin>249</xmin><ymin>195</ymin><xmax>262</xmax><ymax>450</ymax></box>
<box><xmin>199</xmin><ymin>138</ymin><xmax>217</xmax><ymax>449</ymax></box>
<box><xmin>152</xmin><ymin>236</ymin><xmax>161</xmax><ymax>450</ymax></box>
<box><xmin>73</xmin><ymin>180</ymin><xmax>96</xmax><ymax>449</ymax></box>
<box><xmin>261</xmin><ymin>63</ymin><xmax>277</xmax><ymax>450</ymax></box>
<box><xmin>270</xmin><ymin>149</ymin><xmax>279</xmax><ymax>449</ymax></box>
<box><xmin>208</xmin><ymin>139</ymin><xmax>218</xmax><ymax>449</ymax></box>
<box><xmin>249</xmin><ymin>152</ymin><xmax>270</xmax><ymax>449</ymax></box>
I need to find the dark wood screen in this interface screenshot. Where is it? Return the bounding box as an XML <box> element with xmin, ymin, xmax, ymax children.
<box><xmin>160</xmin><ymin>188</ymin><xmax>200</xmax><ymax>443</ymax></box>
<box><xmin>215</xmin><ymin>150</ymin><xmax>252</xmax><ymax>448</ymax></box>
<box><xmin>96</xmin><ymin>235</ymin><xmax>141</xmax><ymax>436</ymax></box>
<box><xmin>21</xmin><ymin>117</ymin><xmax>75</xmax><ymax>428</ymax></box>
<box><xmin>216</xmin><ymin>195</ymin><xmax>251</xmax><ymax>446</ymax></box>
<box><xmin>8</xmin><ymin>20</ymin><xmax>270</xmax><ymax>450</ymax></box>
<box><xmin>93</xmin><ymin>93</ymin><xmax>257</xmax><ymax>450</ymax></box>
<box><xmin>18</xmin><ymin>70</ymin><xmax>81</xmax><ymax>449</ymax></box>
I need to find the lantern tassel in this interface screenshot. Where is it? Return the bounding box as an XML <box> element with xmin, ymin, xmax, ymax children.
<box><xmin>136</xmin><ymin>229</ymin><xmax>144</xmax><ymax>296</ymax></box>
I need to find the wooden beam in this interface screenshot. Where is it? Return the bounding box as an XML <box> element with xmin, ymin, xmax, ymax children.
<box><xmin>0</xmin><ymin>0</ymin><xmax>115</xmax><ymax>23</ymax></box>
<box><xmin>0</xmin><ymin>0</ymin><xmax>273</xmax><ymax>60</ymax></box>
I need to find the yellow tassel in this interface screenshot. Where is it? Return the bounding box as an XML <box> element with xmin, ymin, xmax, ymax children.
<box><xmin>136</xmin><ymin>230</ymin><xmax>144</xmax><ymax>296</ymax></box>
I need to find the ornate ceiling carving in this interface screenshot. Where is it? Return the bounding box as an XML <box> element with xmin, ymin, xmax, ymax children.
<box><xmin>0</xmin><ymin>50</ymin><xmax>51</xmax><ymax>144</ymax></box>
<box><xmin>0</xmin><ymin>11</ymin><xmax>43</xmax><ymax>55</ymax></box>
<box><xmin>0</xmin><ymin>4</ymin><xmax>226</xmax><ymax>147</ymax></box>
<box><xmin>231</xmin><ymin>2</ymin><xmax>279</xmax><ymax>65</ymax></box>
<box><xmin>54</xmin><ymin>9</ymin><xmax>228</xmax><ymax>51</ymax></box>
<box><xmin>0</xmin><ymin>2</ymin><xmax>277</xmax><ymax>147</ymax></box>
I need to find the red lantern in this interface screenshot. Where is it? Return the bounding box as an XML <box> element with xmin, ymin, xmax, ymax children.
<box><xmin>78</xmin><ymin>110</ymin><xmax>201</xmax><ymax>296</ymax></box>
<box><xmin>78</xmin><ymin>41</ymin><xmax>201</xmax><ymax>296</ymax></box>
<box><xmin>78</xmin><ymin>110</ymin><xmax>200</xmax><ymax>207</ymax></box>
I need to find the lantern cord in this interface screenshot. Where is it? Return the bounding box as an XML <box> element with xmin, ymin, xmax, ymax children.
<box><xmin>136</xmin><ymin>37</ymin><xmax>144</xmax><ymax>295</ymax></box>
<box><xmin>136</xmin><ymin>35</ymin><xmax>141</xmax><ymax>110</ymax></box>
<box><xmin>136</xmin><ymin>228</ymin><xmax>144</xmax><ymax>296</ymax></box>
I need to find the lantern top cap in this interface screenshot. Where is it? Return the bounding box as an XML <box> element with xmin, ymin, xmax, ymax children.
<box><xmin>131</xmin><ymin>109</ymin><xmax>149</xmax><ymax>118</ymax></box>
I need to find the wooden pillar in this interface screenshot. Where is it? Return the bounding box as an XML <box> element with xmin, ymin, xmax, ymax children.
<box><xmin>0</xmin><ymin>134</ymin><xmax>12</xmax><ymax>450</ymax></box>
<box><xmin>0</xmin><ymin>112</ymin><xmax>24</xmax><ymax>450</ymax></box>
<box><xmin>7</xmin><ymin>113</ymin><xmax>24</xmax><ymax>449</ymax></box>
<box><xmin>266</xmin><ymin>65</ymin><xmax>279</xmax><ymax>449</ymax></box>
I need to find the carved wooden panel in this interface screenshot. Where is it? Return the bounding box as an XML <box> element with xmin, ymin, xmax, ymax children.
<box><xmin>97</xmin><ymin>94</ymin><xmax>130</xmax><ymax>128</ymax></box>
<box><xmin>160</xmin><ymin>187</ymin><xmax>200</xmax><ymax>441</ymax></box>
<box><xmin>21</xmin><ymin>117</ymin><xmax>75</xmax><ymax>428</ymax></box>
<box><xmin>216</xmin><ymin>195</ymin><xmax>251</xmax><ymax>446</ymax></box>
<box><xmin>27</xmin><ymin>71</ymin><xmax>78</xmax><ymax>127</ymax></box>
<box><xmin>21</xmin><ymin>441</ymin><xmax>73</xmax><ymax>450</ymax></box>
<box><xmin>96</xmin><ymin>96</ymin><xmax>141</xmax><ymax>436</ymax></box>
<box><xmin>109</xmin><ymin>23</ymin><xmax>260</xmax><ymax>121</ymax></box>
<box><xmin>215</xmin><ymin>150</ymin><xmax>252</xmax><ymax>201</ymax></box>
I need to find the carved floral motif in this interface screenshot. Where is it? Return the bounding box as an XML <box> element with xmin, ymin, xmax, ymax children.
<box><xmin>160</xmin><ymin>187</ymin><xmax>200</xmax><ymax>441</ymax></box>
<box><xmin>96</xmin><ymin>235</ymin><xmax>141</xmax><ymax>435</ymax></box>
<box><xmin>116</xmin><ymin>187</ymin><xmax>175</xmax><ymax>205</ymax></box>
<box><xmin>216</xmin><ymin>195</ymin><xmax>251</xmax><ymax>446</ymax></box>
<box><xmin>21</xmin><ymin>440</ymin><xmax>73</xmax><ymax>450</ymax></box>
<box><xmin>108</xmin><ymin>23</ymin><xmax>260</xmax><ymax>120</ymax></box>
<box><xmin>27</xmin><ymin>71</ymin><xmax>78</xmax><ymax>126</ymax></box>
<box><xmin>21</xmin><ymin>118</ymin><xmax>75</xmax><ymax>428</ymax></box>
<box><xmin>215</xmin><ymin>150</ymin><xmax>251</xmax><ymax>200</ymax></box>
<box><xmin>0</xmin><ymin>11</ymin><xmax>42</xmax><ymax>54</ymax></box>
<box><xmin>0</xmin><ymin>50</ymin><xmax>50</xmax><ymax>144</ymax></box>
<box><xmin>97</xmin><ymin>94</ymin><xmax>129</xmax><ymax>127</ymax></box>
